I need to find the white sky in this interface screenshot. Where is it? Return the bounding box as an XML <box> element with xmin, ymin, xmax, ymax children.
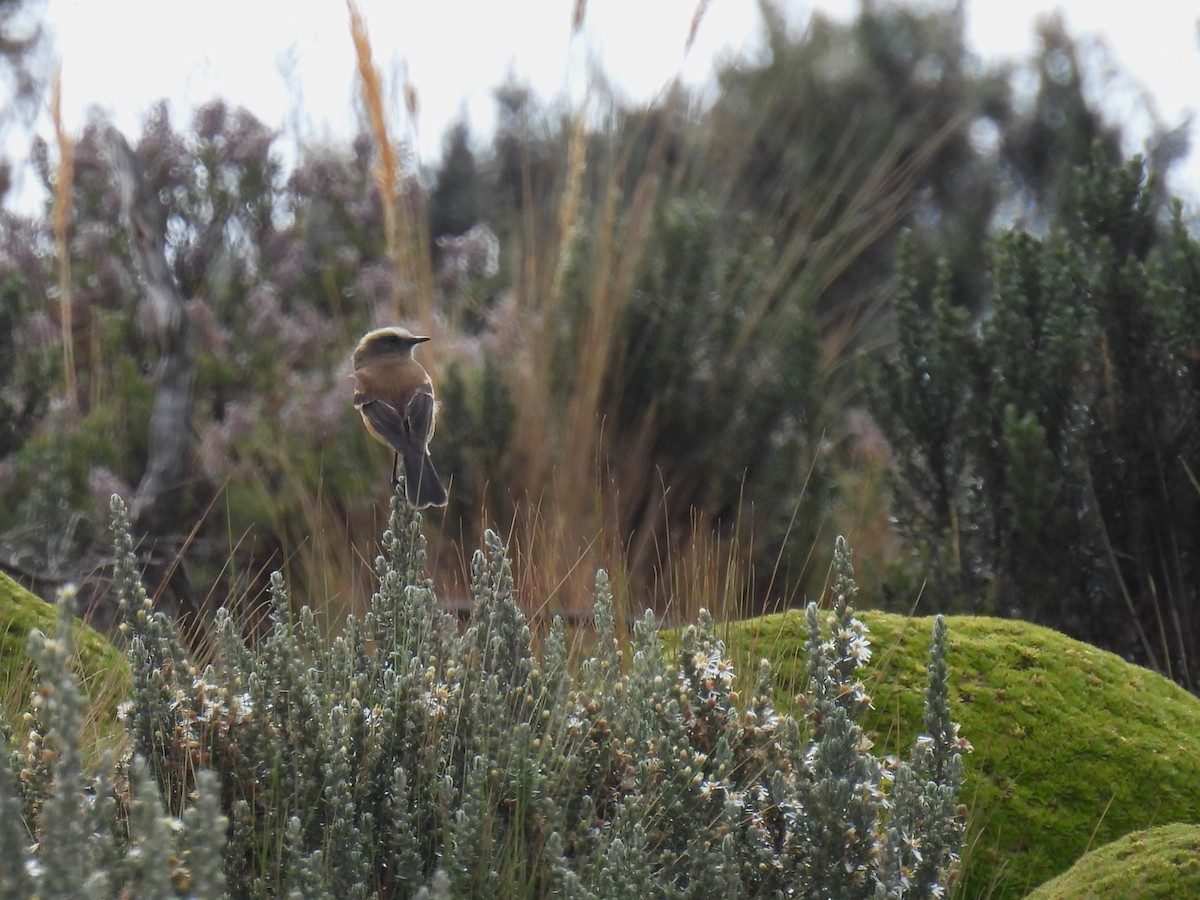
<box><xmin>11</xmin><ymin>0</ymin><xmax>1200</xmax><ymax>208</ymax></box>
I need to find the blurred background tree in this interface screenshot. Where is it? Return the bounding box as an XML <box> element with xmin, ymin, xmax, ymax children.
<box><xmin>0</xmin><ymin>0</ymin><xmax>48</xmax><ymax>193</ymax></box>
<box><xmin>871</xmin><ymin>154</ymin><xmax>1200</xmax><ymax>688</ymax></box>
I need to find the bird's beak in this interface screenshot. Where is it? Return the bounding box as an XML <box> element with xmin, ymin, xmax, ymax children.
<box><xmin>414</xmin><ymin>335</ymin><xmax>431</xmax><ymax>344</ymax></box>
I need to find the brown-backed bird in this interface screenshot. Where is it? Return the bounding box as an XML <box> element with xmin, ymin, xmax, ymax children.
<box><xmin>351</xmin><ymin>326</ymin><xmax>448</xmax><ymax>508</ymax></box>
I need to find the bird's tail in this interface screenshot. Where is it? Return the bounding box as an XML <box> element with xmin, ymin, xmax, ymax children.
<box><xmin>402</xmin><ymin>450</ymin><xmax>448</xmax><ymax>508</ymax></box>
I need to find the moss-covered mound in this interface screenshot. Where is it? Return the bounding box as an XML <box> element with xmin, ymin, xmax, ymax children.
<box><xmin>1027</xmin><ymin>822</ymin><xmax>1200</xmax><ymax>898</ymax></box>
<box><xmin>0</xmin><ymin>571</ymin><xmax>129</xmax><ymax>733</ymax></box>
<box><xmin>722</xmin><ymin>611</ymin><xmax>1200</xmax><ymax>899</ymax></box>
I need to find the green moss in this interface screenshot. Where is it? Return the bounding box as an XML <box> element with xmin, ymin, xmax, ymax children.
<box><xmin>1027</xmin><ymin>823</ymin><xmax>1200</xmax><ymax>899</ymax></box>
<box><xmin>722</xmin><ymin>611</ymin><xmax>1200</xmax><ymax>899</ymax></box>
<box><xmin>0</xmin><ymin>572</ymin><xmax>130</xmax><ymax>737</ymax></box>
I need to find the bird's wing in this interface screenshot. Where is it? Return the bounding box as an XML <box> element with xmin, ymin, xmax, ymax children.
<box><xmin>354</xmin><ymin>392</ymin><xmax>412</xmax><ymax>454</ymax></box>
<box><xmin>405</xmin><ymin>383</ymin><xmax>436</xmax><ymax>445</ymax></box>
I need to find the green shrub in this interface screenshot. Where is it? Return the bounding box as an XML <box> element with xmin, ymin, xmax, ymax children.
<box><xmin>870</xmin><ymin>153</ymin><xmax>1200</xmax><ymax>687</ymax></box>
<box><xmin>109</xmin><ymin>493</ymin><xmax>968</xmax><ymax>898</ymax></box>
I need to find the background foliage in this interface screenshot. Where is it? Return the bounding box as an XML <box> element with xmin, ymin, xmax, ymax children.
<box><xmin>0</xmin><ymin>2</ymin><xmax>1196</xmax><ymax>683</ymax></box>
<box><xmin>870</xmin><ymin>154</ymin><xmax>1200</xmax><ymax>687</ymax></box>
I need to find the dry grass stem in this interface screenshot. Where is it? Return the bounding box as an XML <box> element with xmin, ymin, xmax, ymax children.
<box><xmin>51</xmin><ymin>67</ymin><xmax>77</xmax><ymax>411</ymax></box>
<box><xmin>346</xmin><ymin>0</ymin><xmax>434</xmax><ymax>327</ymax></box>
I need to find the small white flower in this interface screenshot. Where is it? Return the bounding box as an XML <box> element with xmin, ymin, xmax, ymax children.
<box><xmin>698</xmin><ymin>778</ymin><xmax>724</xmax><ymax>798</ymax></box>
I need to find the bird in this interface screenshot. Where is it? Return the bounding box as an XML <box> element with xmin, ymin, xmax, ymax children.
<box><xmin>351</xmin><ymin>325</ymin><xmax>449</xmax><ymax>508</ymax></box>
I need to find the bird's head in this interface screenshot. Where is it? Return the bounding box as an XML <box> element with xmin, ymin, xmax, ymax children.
<box><xmin>353</xmin><ymin>326</ymin><xmax>431</xmax><ymax>368</ymax></box>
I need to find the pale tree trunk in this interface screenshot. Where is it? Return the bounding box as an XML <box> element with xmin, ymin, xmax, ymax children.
<box><xmin>103</xmin><ymin>126</ymin><xmax>198</xmax><ymax>626</ymax></box>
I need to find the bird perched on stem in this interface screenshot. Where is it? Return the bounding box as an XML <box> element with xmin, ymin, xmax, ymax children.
<box><xmin>351</xmin><ymin>326</ymin><xmax>448</xmax><ymax>508</ymax></box>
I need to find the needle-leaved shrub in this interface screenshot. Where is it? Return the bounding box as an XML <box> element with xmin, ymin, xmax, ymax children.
<box><xmin>2</xmin><ymin>493</ymin><xmax>969</xmax><ymax>897</ymax></box>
